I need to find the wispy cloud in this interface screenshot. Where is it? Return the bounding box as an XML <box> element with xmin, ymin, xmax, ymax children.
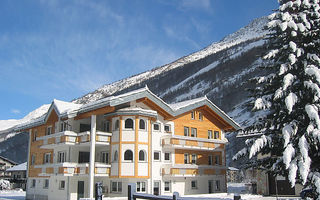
<box><xmin>179</xmin><ymin>0</ymin><xmax>212</xmax><ymax>12</ymax></box>
<box><xmin>11</xmin><ymin>109</ymin><xmax>20</xmax><ymax>114</ymax></box>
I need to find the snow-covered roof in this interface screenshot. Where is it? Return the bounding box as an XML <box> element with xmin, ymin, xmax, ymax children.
<box><xmin>6</xmin><ymin>162</ymin><xmax>26</xmax><ymax>172</ymax></box>
<box><xmin>0</xmin><ymin>155</ymin><xmax>17</xmax><ymax>165</ymax></box>
<box><xmin>13</xmin><ymin>86</ymin><xmax>240</xmax><ymax>131</ymax></box>
<box><xmin>228</xmin><ymin>167</ymin><xmax>239</xmax><ymax>171</ymax></box>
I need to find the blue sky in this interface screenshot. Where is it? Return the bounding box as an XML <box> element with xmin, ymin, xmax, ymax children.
<box><xmin>0</xmin><ymin>0</ymin><xmax>278</xmax><ymax>120</ymax></box>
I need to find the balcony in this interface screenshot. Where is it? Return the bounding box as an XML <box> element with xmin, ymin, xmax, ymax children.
<box><xmin>161</xmin><ymin>164</ymin><xmax>226</xmax><ymax>177</ymax></box>
<box><xmin>38</xmin><ymin>130</ymin><xmax>112</xmax><ymax>149</ymax></box>
<box><xmin>162</xmin><ymin>135</ymin><xmax>226</xmax><ymax>151</ymax></box>
<box><xmin>36</xmin><ymin>162</ymin><xmax>111</xmax><ymax>177</ymax></box>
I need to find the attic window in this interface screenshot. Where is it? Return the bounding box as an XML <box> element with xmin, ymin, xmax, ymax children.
<box><xmin>191</xmin><ymin>111</ymin><xmax>195</xmax><ymax>119</ymax></box>
<box><xmin>199</xmin><ymin>112</ymin><xmax>203</xmax><ymax>121</ymax></box>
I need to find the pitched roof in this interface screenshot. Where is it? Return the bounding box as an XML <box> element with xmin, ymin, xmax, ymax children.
<box><xmin>14</xmin><ymin>86</ymin><xmax>241</xmax><ymax>131</ymax></box>
<box><xmin>6</xmin><ymin>162</ymin><xmax>26</xmax><ymax>172</ymax></box>
<box><xmin>0</xmin><ymin>155</ymin><xmax>17</xmax><ymax>165</ymax></box>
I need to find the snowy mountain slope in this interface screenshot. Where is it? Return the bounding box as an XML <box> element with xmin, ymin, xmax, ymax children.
<box><xmin>0</xmin><ymin>17</ymin><xmax>271</xmax><ymax>164</ymax></box>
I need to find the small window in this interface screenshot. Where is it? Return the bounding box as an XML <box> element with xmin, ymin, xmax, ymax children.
<box><xmin>184</xmin><ymin>127</ymin><xmax>189</xmax><ymax>136</ymax></box>
<box><xmin>103</xmin><ymin>121</ymin><xmax>111</xmax><ymax>132</ymax></box>
<box><xmin>33</xmin><ymin>130</ymin><xmax>37</xmax><ymax>142</ymax></box>
<box><xmin>114</xmin><ymin>120</ymin><xmax>120</xmax><ymax>131</ymax></box>
<box><xmin>111</xmin><ymin>181</ymin><xmax>122</xmax><ymax>193</ymax></box>
<box><xmin>154</xmin><ymin>151</ymin><xmax>160</xmax><ymax>161</ymax></box>
<box><xmin>139</xmin><ymin>150</ymin><xmax>146</xmax><ymax>161</ymax></box>
<box><xmin>208</xmin><ymin>155</ymin><xmax>213</xmax><ymax>165</ymax></box>
<box><xmin>137</xmin><ymin>181</ymin><xmax>146</xmax><ymax>193</ymax></box>
<box><xmin>59</xmin><ymin>180</ymin><xmax>65</xmax><ymax>190</ymax></box>
<box><xmin>199</xmin><ymin>112</ymin><xmax>203</xmax><ymax>121</ymax></box>
<box><xmin>44</xmin><ymin>153</ymin><xmax>51</xmax><ymax>164</ymax></box>
<box><xmin>125</xmin><ymin>118</ymin><xmax>134</xmax><ymax>129</ymax></box>
<box><xmin>139</xmin><ymin>119</ymin><xmax>146</xmax><ymax>130</ymax></box>
<box><xmin>164</xmin><ymin>124</ymin><xmax>171</xmax><ymax>132</ymax></box>
<box><xmin>191</xmin><ymin>180</ymin><xmax>197</xmax><ymax>189</ymax></box>
<box><xmin>208</xmin><ymin>130</ymin><xmax>213</xmax><ymax>139</ymax></box>
<box><xmin>31</xmin><ymin>179</ymin><xmax>36</xmax><ymax>188</ymax></box>
<box><xmin>184</xmin><ymin>153</ymin><xmax>189</xmax><ymax>164</ymax></box>
<box><xmin>124</xmin><ymin>150</ymin><xmax>133</xmax><ymax>161</ymax></box>
<box><xmin>31</xmin><ymin>154</ymin><xmax>36</xmax><ymax>165</ymax></box>
<box><xmin>153</xmin><ymin>123</ymin><xmax>160</xmax><ymax>131</ymax></box>
<box><xmin>164</xmin><ymin>152</ymin><xmax>171</xmax><ymax>161</ymax></box>
<box><xmin>101</xmin><ymin>152</ymin><xmax>109</xmax><ymax>164</ymax></box>
<box><xmin>164</xmin><ymin>181</ymin><xmax>171</xmax><ymax>192</ymax></box>
<box><xmin>60</xmin><ymin>121</ymin><xmax>68</xmax><ymax>132</ymax></box>
<box><xmin>46</xmin><ymin>126</ymin><xmax>52</xmax><ymax>135</ymax></box>
<box><xmin>191</xmin><ymin>111</ymin><xmax>195</xmax><ymax>119</ymax></box>
<box><xmin>191</xmin><ymin>154</ymin><xmax>197</xmax><ymax>164</ymax></box>
<box><xmin>57</xmin><ymin>151</ymin><xmax>66</xmax><ymax>163</ymax></box>
<box><xmin>113</xmin><ymin>151</ymin><xmax>118</xmax><ymax>162</ymax></box>
<box><xmin>43</xmin><ymin>179</ymin><xmax>49</xmax><ymax>189</ymax></box>
<box><xmin>215</xmin><ymin>155</ymin><xmax>220</xmax><ymax>165</ymax></box>
<box><xmin>214</xmin><ymin>131</ymin><xmax>220</xmax><ymax>139</ymax></box>
<box><xmin>191</xmin><ymin>128</ymin><xmax>197</xmax><ymax>137</ymax></box>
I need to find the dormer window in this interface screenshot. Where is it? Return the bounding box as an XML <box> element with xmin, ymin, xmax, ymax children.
<box><xmin>125</xmin><ymin>118</ymin><xmax>134</xmax><ymax>129</ymax></box>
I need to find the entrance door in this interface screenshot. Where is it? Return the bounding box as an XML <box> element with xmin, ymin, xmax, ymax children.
<box><xmin>208</xmin><ymin>180</ymin><xmax>213</xmax><ymax>193</ymax></box>
<box><xmin>153</xmin><ymin>181</ymin><xmax>160</xmax><ymax>196</ymax></box>
<box><xmin>77</xmin><ymin>181</ymin><xmax>84</xmax><ymax>200</ymax></box>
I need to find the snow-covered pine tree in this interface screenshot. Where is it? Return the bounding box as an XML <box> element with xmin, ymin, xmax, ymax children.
<box><xmin>234</xmin><ymin>0</ymin><xmax>320</xmax><ymax>197</ymax></box>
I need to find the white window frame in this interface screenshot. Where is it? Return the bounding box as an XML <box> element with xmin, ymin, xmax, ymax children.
<box><xmin>164</xmin><ymin>152</ymin><xmax>171</xmax><ymax>162</ymax></box>
<box><xmin>57</xmin><ymin>151</ymin><xmax>66</xmax><ymax>163</ymax></box>
<box><xmin>191</xmin><ymin>111</ymin><xmax>195</xmax><ymax>119</ymax></box>
<box><xmin>136</xmin><ymin>181</ymin><xmax>146</xmax><ymax>193</ymax></box>
<box><xmin>153</xmin><ymin>151</ymin><xmax>161</xmax><ymax>161</ymax></box>
<box><xmin>43</xmin><ymin>179</ymin><xmax>49</xmax><ymax>189</ymax></box>
<box><xmin>214</xmin><ymin>131</ymin><xmax>220</xmax><ymax>139</ymax></box>
<box><xmin>46</xmin><ymin>126</ymin><xmax>52</xmax><ymax>135</ymax></box>
<box><xmin>199</xmin><ymin>112</ymin><xmax>203</xmax><ymax>121</ymax></box>
<box><xmin>101</xmin><ymin>151</ymin><xmax>109</xmax><ymax>164</ymax></box>
<box><xmin>191</xmin><ymin>180</ymin><xmax>197</xmax><ymax>189</ymax></box>
<box><xmin>111</xmin><ymin>181</ymin><xmax>122</xmax><ymax>193</ymax></box>
<box><xmin>164</xmin><ymin>181</ymin><xmax>171</xmax><ymax>192</ymax></box>
<box><xmin>124</xmin><ymin>118</ymin><xmax>134</xmax><ymax>130</ymax></box>
<box><xmin>184</xmin><ymin>127</ymin><xmax>189</xmax><ymax>136</ymax></box>
<box><xmin>59</xmin><ymin>180</ymin><xmax>65</xmax><ymax>190</ymax></box>
<box><xmin>124</xmin><ymin>150</ymin><xmax>134</xmax><ymax>162</ymax></box>
<box><xmin>153</xmin><ymin>123</ymin><xmax>161</xmax><ymax>131</ymax></box>
<box><xmin>139</xmin><ymin>119</ymin><xmax>146</xmax><ymax>130</ymax></box>
<box><xmin>191</xmin><ymin>128</ymin><xmax>197</xmax><ymax>137</ymax></box>
<box><xmin>138</xmin><ymin>150</ymin><xmax>147</xmax><ymax>162</ymax></box>
<box><xmin>191</xmin><ymin>154</ymin><xmax>197</xmax><ymax>164</ymax></box>
<box><xmin>208</xmin><ymin>130</ymin><xmax>213</xmax><ymax>139</ymax></box>
<box><xmin>164</xmin><ymin>124</ymin><xmax>171</xmax><ymax>132</ymax></box>
<box><xmin>44</xmin><ymin>153</ymin><xmax>51</xmax><ymax>164</ymax></box>
<box><xmin>184</xmin><ymin>153</ymin><xmax>189</xmax><ymax>164</ymax></box>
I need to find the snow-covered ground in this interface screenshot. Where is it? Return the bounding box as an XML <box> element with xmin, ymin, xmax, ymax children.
<box><xmin>0</xmin><ymin>183</ymin><xmax>300</xmax><ymax>200</ymax></box>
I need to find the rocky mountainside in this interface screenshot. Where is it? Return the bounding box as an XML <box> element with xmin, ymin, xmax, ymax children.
<box><xmin>0</xmin><ymin>17</ymin><xmax>271</xmax><ymax>165</ymax></box>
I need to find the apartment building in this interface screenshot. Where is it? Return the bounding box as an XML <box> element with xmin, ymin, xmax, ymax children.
<box><xmin>15</xmin><ymin>87</ymin><xmax>240</xmax><ymax>200</ymax></box>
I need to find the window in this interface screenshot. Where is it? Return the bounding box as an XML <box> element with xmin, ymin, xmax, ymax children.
<box><xmin>215</xmin><ymin>180</ymin><xmax>221</xmax><ymax>191</ymax></box>
<box><xmin>184</xmin><ymin>153</ymin><xmax>189</xmax><ymax>164</ymax></box>
<box><xmin>114</xmin><ymin>119</ymin><xmax>120</xmax><ymax>131</ymax></box>
<box><xmin>164</xmin><ymin>181</ymin><xmax>171</xmax><ymax>192</ymax></box>
<box><xmin>191</xmin><ymin>180</ymin><xmax>197</xmax><ymax>189</ymax></box>
<box><xmin>125</xmin><ymin>118</ymin><xmax>134</xmax><ymax>129</ymax></box>
<box><xmin>184</xmin><ymin>127</ymin><xmax>189</xmax><ymax>136</ymax></box>
<box><xmin>208</xmin><ymin>130</ymin><xmax>213</xmax><ymax>139</ymax></box>
<box><xmin>153</xmin><ymin>123</ymin><xmax>160</xmax><ymax>131</ymax></box>
<box><xmin>60</xmin><ymin>121</ymin><xmax>68</xmax><ymax>132</ymax></box>
<box><xmin>199</xmin><ymin>112</ymin><xmax>203</xmax><ymax>121</ymax></box>
<box><xmin>215</xmin><ymin>155</ymin><xmax>220</xmax><ymax>165</ymax></box>
<box><xmin>137</xmin><ymin>181</ymin><xmax>146</xmax><ymax>193</ymax></box>
<box><xmin>164</xmin><ymin>124</ymin><xmax>171</xmax><ymax>132</ymax></box>
<box><xmin>208</xmin><ymin>155</ymin><xmax>213</xmax><ymax>165</ymax></box>
<box><xmin>113</xmin><ymin>151</ymin><xmax>118</xmax><ymax>162</ymax></box>
<box><xmin>191</xmin><ymin>154</ymin><xmax>197</xmax><ymax>164</ymax></box>
<box><xmin>191</xmin><ymin>128</ymin><xmax>197</xmax><ymax>137</ymax></box>
<box><xmin>31</xmin><ymin>154</ymin><xmax>35</xmax><ymax>165</ymax></box>
<box><xmin>44</xmin><ymin>153</ymin><xmax>51</xmax><ymax>164</ymax></box>
<box><xmin>164</xmin><ymin>152</ymin><xmax>171</xmax><ymax>161</ymax></box>
<box><xmin>57</xmin><ymin>151</ymin><xmax>66</xmax><ymax>163</ymax></box>
<box><xmin>46</xmin><ymin>126</ymin><xmax>52</xmax><ymax>135</ymax></box>
<box><xmin>103</xmin><ymin>121</ymin><xmax>110</xmax><ymax>132</ymax></box>
<box><xmin>154</xmin><ymin>151</ymin><xmax>160</xmax><ymax>161</ymax></box>
<box><xmin>33</xmin><ymin>130</ymin><xmax>37</xmax><ymax>141</ymax></box>
<box><xmin>191</xmin><ymin>111</ymin><xmax>195</xmax><ymax>119</ymax></box>
<box><xmin>214</xmin><ymin>131</ymin><xmax>220</xmax><ymax>139</ymax></box>
<box><xmin>139</xmin><ymin>150</ymin><xmax>146</xmax><ymax>161</ymax></box>
<box><xmin>78</xmin><ymin>152</ymin><xmax>90</xmax><ymax>163</ymax></box>
<box><xmin>111</xmin><ymin>181</ymin><xmax>122</xmax><ymax>193</ymax></box>
<box><xmin>124</xmin><ymin>150</ymin><xmax>133</xmax><ymax>161</ymax></box>
<box><xmin>139</xmin><ymin>119</ymin><xmax>146</xmax><ymax>130</ymax></box>
<box><xmin>59</xmin><ymin>180</ymin><xmax>65</xmax><ymax>190</ymax></box>
<box><xmin>43</xmin><ymin>179</ymin><xmax>49</xmax><ymax>189</ymax></box>
<box><xmin>101</xmin><ymin>152</ymin><xmax>109</xmax><ymax>164</ymax></box>
<box><xmin>31</xmin><ymin>179</ymin><xmax>36</xmax><ymax>188</ymax></box>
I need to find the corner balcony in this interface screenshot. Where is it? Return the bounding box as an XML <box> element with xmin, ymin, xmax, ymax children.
<box><xmin>161</xmin><ymin>164</ymin><xmax>227</xmax><ymax>177</ymax></box>
<box><xmin>38</xmin><ymin>130</ymin><xmax>112</xmax><ymax>149</ymax></box>
<box><xmin>161</xmin><ymin>135</ymin><xmax>226</xmax><ymax>151</ymax></box>
<box><xmin>36</xmin><ymin>162</ymin><xmax>111</xmax><ymax>177</ymax></box>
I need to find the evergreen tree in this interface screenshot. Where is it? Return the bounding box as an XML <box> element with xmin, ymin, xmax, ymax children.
<box><xmin>234</xmin><ymin>0</ymin><xmax>320</xmax><ymax>197</ymax></box>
